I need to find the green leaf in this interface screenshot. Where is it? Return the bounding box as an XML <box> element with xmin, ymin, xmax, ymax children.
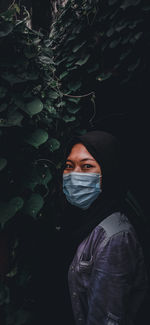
<box><xmin>109</xmin><ymin>8</ymin><xmax>120</xmax><ymax>19</ymax></box>
<box><xmin>14</xmin><ymin>4</ymin><xmax>20</xmax><ymax>14</ymax></box>
<box><xmin>96</xmin><ymin>72</ymin><xmax>112</xmax><ymax>81</ymax></box>
<box><xmin>56</xmin><ymin>57</ymin><xmax>67</xmax><ymax>65</ymax></box>
<box><xmin>0</xmin><ymin>3</ymin><xmax>20</xmax><ymax>20</ymax></box>
<box><xmin>46</xmin><ymin>106</ymin><xmax>58</xmax><ymax>116</ymax></box>
<box><xmin>67</xmin><ymin>106</ymin><xmax>81</xmax><ymax>114</ymax></box>
<box><xmin>25</xmin><ymin>165</ymin><xmax>51</xmax><ymax>191</ymax></box>
<box><xmin>1</xmin><ymin>72</ymin><xmax>25</xmax><ymax>85</ymax></box>
<box><xmin>38</xmin><ymin>55</ymin><xmax>54</xmax><ymax>65</ymax></box>
<box><xmin>6</xmin><ymin>266</ymin><xmax>18</xmax><ymax>278</ymax></box>
<box><xmin>0</xmin><ymin>87</ymin><xmax>7</xmax><ymax>98</ymax></box>
<box><xmin>115</xmin><ymin>21</ymin><xmax>128</xmax><ymax>32</ymax></box>
<box><xmin>0</xmin><ymin>282</ymin><xmax>10</xmax><ymax>305</ymax></box>
<box><xmin>7</xmin><ymin>308</ymin><xmax>31</xmax><ymax>325</ymax></box>
<box><xmin>0</xmin><ymin>103</ymin><xmax>7</xmax><ymax>112</ymax></box>
<box><xmin>25</xmin><ymin>129</ymin><xmax>49</xmax><ymax>148</ymax></box>
<box><xmin>7</xmin><ymin>111</ymin><xmax>24</xmax><ymax>126</ymax></box>
<box><xmin>109</xmin><ymin>0</ymin><xmax>118</xmax><ymax>4</ymax></box>
<box><xmin>128</xmin><ymin>20</ymin><xmax>142</xmax><ymax>29</ymax></box>
<box><xmin>75</xmin><ymin>129</ymin><xmax>87</xmax><ymax>135</ymax></box>
<box><xmin>128</xmin><ymin>58</ymin><xmax>141</xmax><ymax>71</ymax></box>
<box><xmin>68</xmin><ymin>66</ymin><xmax>78</xmax><ymax>71</ymax></box>
<box><xmin>0</xmin><ymin>21</ymin><xmax>13</xmax><ymax>38</ymax></box>
<box><xmin>76</xmin><ymin>54</ymin><xmax>90</xmax><ymax>66</ymax></box>
<box><xmin>63</xmin><ymin>115</ymin><xmax>76</xmax><ymax>123</ymax></box>
<box><xmin>24</xmin><ymin>194</ymin><xmax>44</xmax><ymax>218</ymax></box>
<box><xmin>59</xmin><ymin>71</ymin><xmax>69</xmax><ymax>79</ymax></box>
<box><xmin>120</xmin><ymin>49</ymin><xmax>132</xmax><ymax>60</ymax></box>
<box><xmin>17</xmin><ymin>269</ymin><xmax>31</xmax><ymax>287</ymax></box>
<box><xmin>72</xmin><ymin>25</ymin><xmax>82</xmax><ymax>35</ymax></box>
<box><xmin>121</xmin><ymin>33</ymin><xmax>132</xmax><ymax>44</ymax></box>
<box><xmin>27</xmin><ymin>165</ymin><xmax>53</xmax><ymax>189</ymax></box>
<box><xmin>49</xmin><ymin>138</ymin><xmax>60</xmax><ymax>152</ymax></box>
<box><xmin>67</xmin><ymin>55</ymin><xmax>76</xmax><ymax>62</ymax></box>
<box><xmin>0</xmin><ymin>158</ymin><xmax>7</xmax><ymax>171</ymax></box>
<box><xmin>24</xmin><ymin>173</ymin><xmax>39</xmax><ymax>191</ymax></box>
<box><xmin>67</xmin><ymin>35</ymin><xmax>76</xmax><ymax>41</ymax></box>
<box><xmin>120</xmin><ymin>0</ymin><xmax>141</xmax><ymax>10</ymax></box>
<box><xmin>106</xmin><ymin>27</ymin><xmax>115</xmax><ymax>37</ymax></box>
<box><xmin>129</xmin><ymin>32</ymin><xmax>143</xmax><ymax>45</ymax></box>
<box><xmin>72</xmin><ymin>41</ymin><xmax>86</xmax><ymax>53</ymax></box>
<box><xmin>2</xmin><ymin>70</ymin><xmax>39</xmax><ymax>84</ymax></box>
<box><xmin>0</xmin><ymin>197</ymin><xmax>24</xmax><ymax>227</ymax></box>
<box><xmin>48</xmin><ymin>90</ymin><xmax>59</xmax><ymax>99</ymax></box>
<box><xmin>0</xmin><ymin>119</ymin><xmax>7</xmax><ymax>127</ymax></box>
<box><xmin>142</xmin><ymin>5</ymin><xmax>150</xmax><ymax>11</ymax></box>
<box><xmin>68</xmin><ymin>97</ymin><xmax>81</xmax><ymax>104</ymax></box>
<box><xmin>39</xmin><ymin>168</ymin><xmax>52</xmax><ymax>188</ymax></box>
<box><xmin>134</xmin><ymin>32</ymin><xmax>143</xmax><ymax>40</ymax></box>
<box><xmin>24</xmin><ymin>45</ymin><xmax>37</xmax><ymax>59</ymax></box>
<box><xmin>101</xmin><ymin>40</ymin><xmax>109</xmax><ymax>52</ymax></box>
<box><xmin>109</xmin><ymin>38</ymin><xmax>121</xmax><ymax>48</ymax></box>
<box><xmin>56</xmin><ymin>101</ymin><xmax>66</xmax><ymax>108</ymax></box>
<box><xmin>10</xmin><ymin>197</ymin><xmax>24</xmax><ymax>211</ymax></box>
<box><xmin>66</xmin><ymin>62</ymin><xmax>73</xmax><ymax>68</ymax></box>
<box><xmin>67</xmin><ymin>81</ymin><xmax>82</xmax><ymax>92</ymax></box>
<box><xmin>24</xmin><ymin>98</ymin><xmax>43</xmax><ymax>116</ymax></box>
<box><xmin>87</xmin><ymin>64</ymin><xmax>99</xmax><ymax>73</ymax></box>
<box><xmin>24</xmin><ymin>70</ymin><xmax>39</xmax><ymax>81</ymax></box>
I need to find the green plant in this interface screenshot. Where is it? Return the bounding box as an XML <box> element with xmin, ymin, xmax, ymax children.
<box><xmin>0</xmin><ymin>4</ymin><xmax>85</xmax><ymax>322</ymax></box>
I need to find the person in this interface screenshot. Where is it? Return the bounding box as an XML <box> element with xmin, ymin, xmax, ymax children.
<box><xmin>61</xmin><ymin>130</ymin><xmax>148</xmax><ymax>325</ymax></box>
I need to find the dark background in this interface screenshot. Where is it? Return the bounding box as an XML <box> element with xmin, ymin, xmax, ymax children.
<box><xmin>0</xmin><ymin>1</ymin><xmax>149</xmax><ymax>324</ymax></box>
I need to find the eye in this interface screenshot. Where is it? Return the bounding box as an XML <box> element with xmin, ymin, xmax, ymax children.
<box><xmin>64</xmin><ymin>163</ymin><xmax>73</xmax><ymax>170</ymax></box>
<box><xmin>82</xmin><ymin>164</ymin><xmax>93</xmax><ymax>169</ymax></box>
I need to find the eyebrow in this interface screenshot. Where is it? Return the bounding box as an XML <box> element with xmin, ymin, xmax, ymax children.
<box><xmin>66</xmin><ymin>158</ymin><xmax>95</xmax><ymax>162</ymax></box>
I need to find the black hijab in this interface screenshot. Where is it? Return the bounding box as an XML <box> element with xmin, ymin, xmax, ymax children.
<box><xmin>61</xmin><ymin>130</ymin><xmax>127</xmax><ymax>258</ymax></box>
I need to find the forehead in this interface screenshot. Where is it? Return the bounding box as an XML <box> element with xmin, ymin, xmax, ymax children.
<box><xmin>67</xmin><ymin>143</ymin><xmax>95</xmax><ymax>160</ymax></box>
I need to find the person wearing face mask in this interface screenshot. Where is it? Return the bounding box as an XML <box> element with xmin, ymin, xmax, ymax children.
<box><xmin>61</xmin><ymin>130</ymin><xmax>148</xmax><ymax>325</ymax></box>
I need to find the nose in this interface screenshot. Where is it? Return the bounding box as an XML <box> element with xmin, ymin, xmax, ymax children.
<box><xmin>74</xmin><ymin>165</ymin><xmax>82</xmax><ymax>172</ymax></box>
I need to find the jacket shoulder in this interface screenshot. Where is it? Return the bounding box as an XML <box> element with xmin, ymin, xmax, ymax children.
<box><xmin>98</xmin><ymin>212</ymin><xmax>133</xmax><ymax>238</ymax></box>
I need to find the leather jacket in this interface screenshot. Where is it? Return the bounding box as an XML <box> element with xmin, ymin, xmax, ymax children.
<box><xmin>68</xmin><ymin>212</ymin><xmax>148</xmax><ymax>325</ymax></box>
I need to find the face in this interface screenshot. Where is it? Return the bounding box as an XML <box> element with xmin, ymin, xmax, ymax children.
<box><xmin>63</xmin><ymin>143</ymin><xmax>102</xmax><ymax>182</ymax></box>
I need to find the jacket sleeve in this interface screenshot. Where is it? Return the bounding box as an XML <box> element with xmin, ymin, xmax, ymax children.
<box><xmin>86</xmin><ymin>230</ymin><xmax>148</xmax><ymax>325</ymax></box>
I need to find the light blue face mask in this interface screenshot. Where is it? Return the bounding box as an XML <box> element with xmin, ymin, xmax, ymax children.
<box><xmin>63</xmin><ymin>172</ymin><xmax>102</xmax><ymax>210</ymax></box>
